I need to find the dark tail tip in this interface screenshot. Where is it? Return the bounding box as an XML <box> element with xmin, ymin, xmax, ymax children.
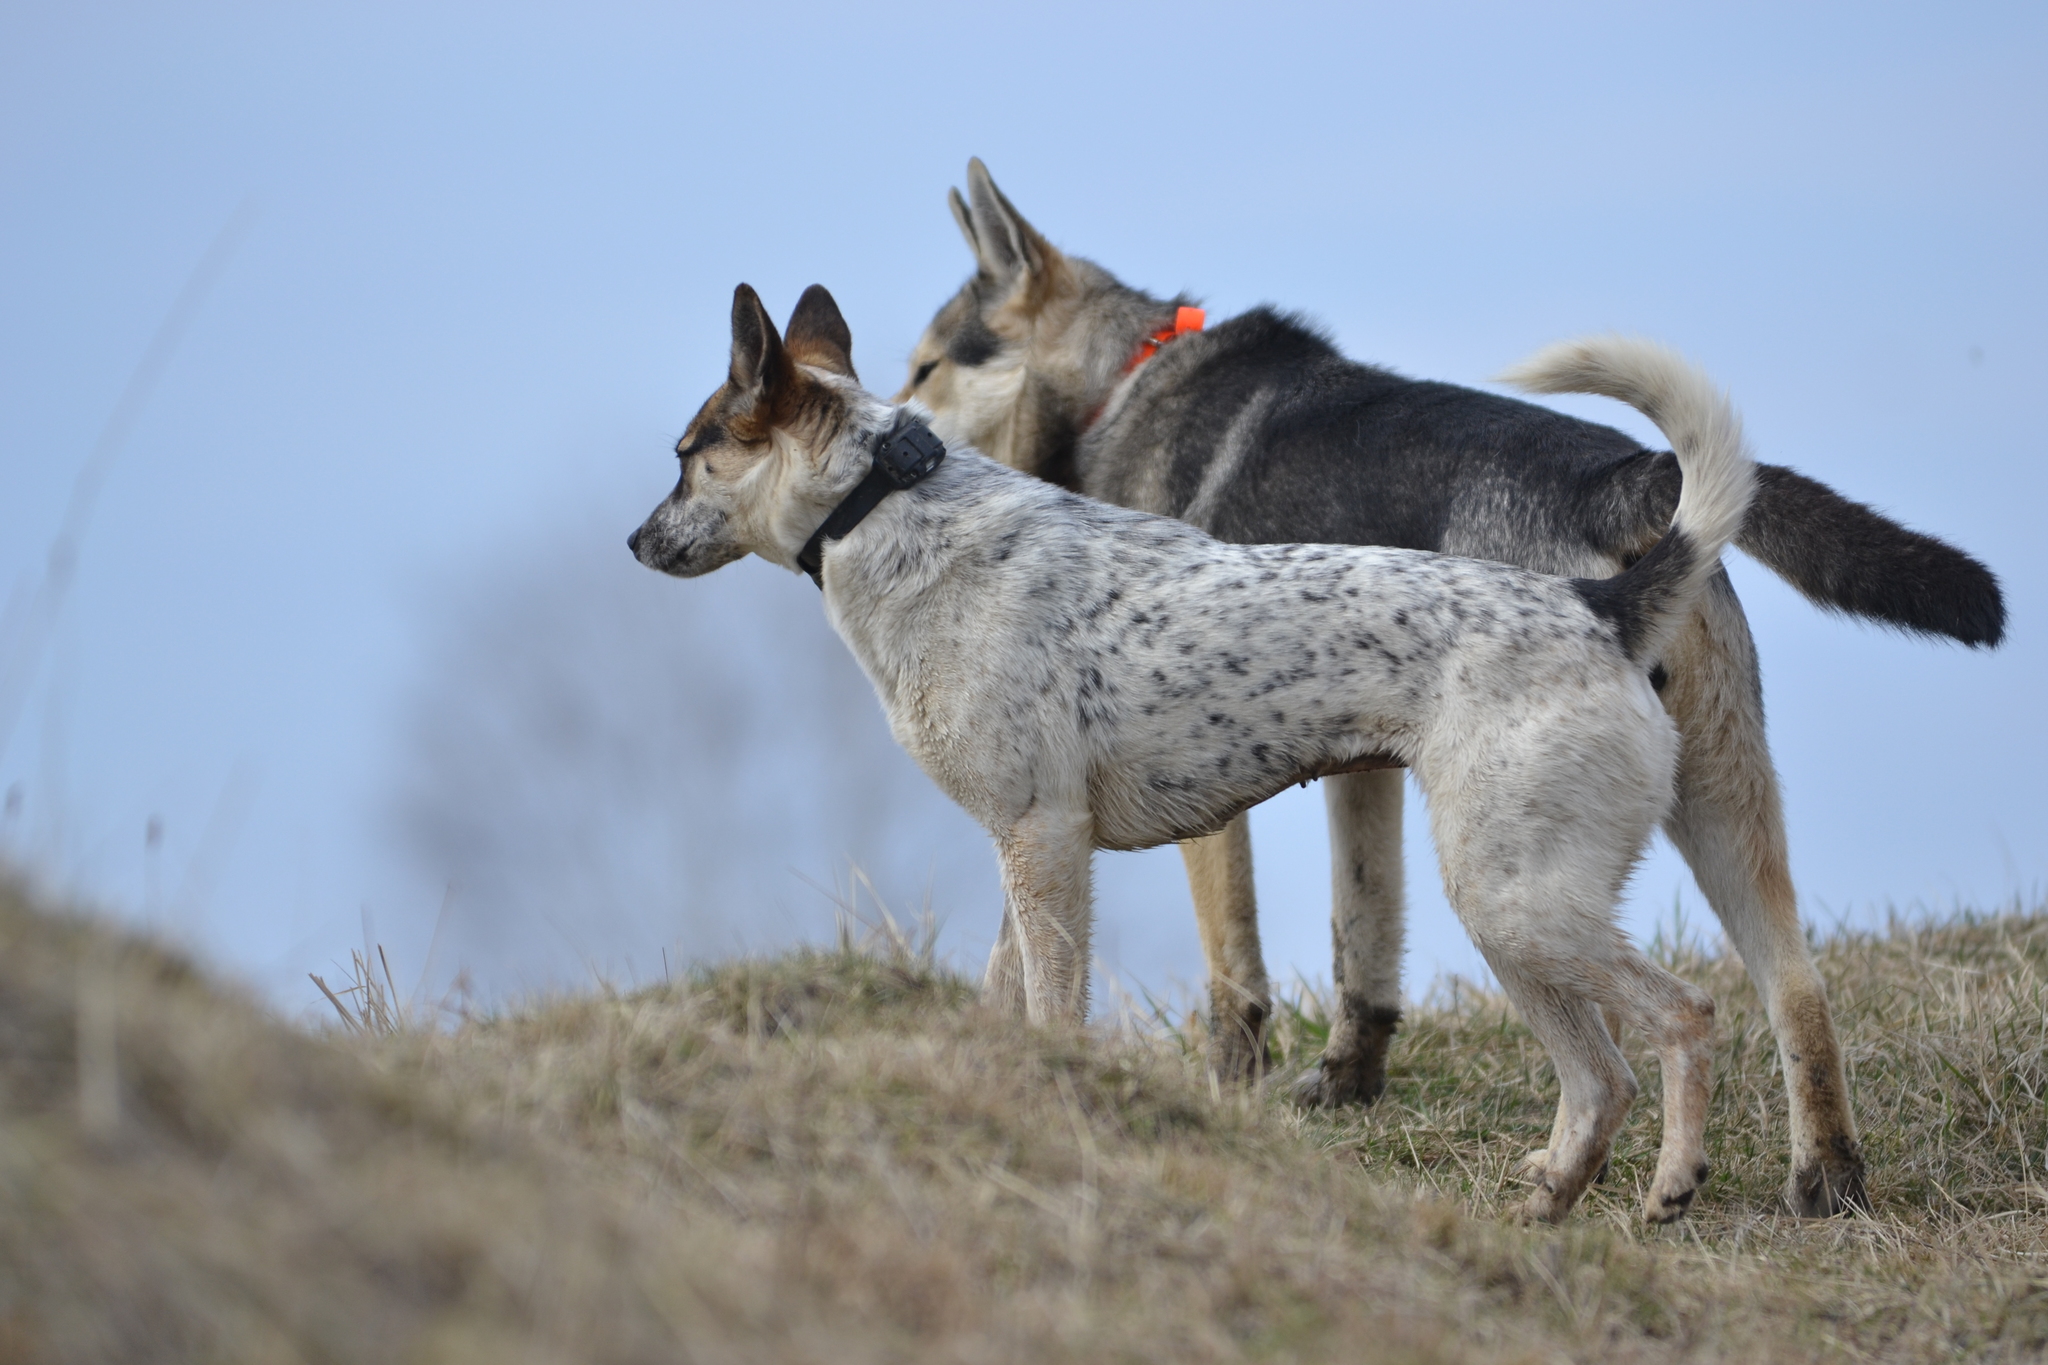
<box><xmin>1739</xmin><ymin>464</ymin><xmax>2006</xmax><ymax>648</ymax></box>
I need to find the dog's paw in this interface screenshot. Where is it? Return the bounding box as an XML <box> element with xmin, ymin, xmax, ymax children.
<box><xmin>1788</xmin><ymin>1135</ymin><xmax>1868</xmax><ymax>1217</ymax></box>
<box><xmin>1643</xmin><ymin>1187</ymin><xmax>1699</xmax><ymax>1224</ymax></box>
<box><xmin>1287</xmin><ymin>1065</ymin><xmax>1336</xmax><ymax>1110</ymax></box>
<box><xmin>1642</xmin><ymin>1159</ymin><xmax>1711</xmax><ymax>1224</ymax></box>
<box><xmin>1516</xmin><ymin>1185</ymin><xmax>1572</xmax><ymax>1226</ymax></box>
<box><xmin>1206</xmin><ymin>1025</ymin><xmax>1268</xmax><ymax>1088</ymax></box>
<box><xmin>1287</xmin><ymin>1050</ymin><xmax>1388</xmax><ymax>1110</ymax></box>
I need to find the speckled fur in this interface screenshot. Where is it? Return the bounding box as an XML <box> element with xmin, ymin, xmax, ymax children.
<box><xmin>634</xmin><ymin>285</ymin><xmax>1752</xmax><ymax>1223</ymax></box>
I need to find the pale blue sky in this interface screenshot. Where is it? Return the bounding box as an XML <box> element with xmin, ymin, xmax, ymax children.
<box><xmin>1</xmin><ymin>1</ymin><xmax>2042</xmax><ymax>1014</ymax></box>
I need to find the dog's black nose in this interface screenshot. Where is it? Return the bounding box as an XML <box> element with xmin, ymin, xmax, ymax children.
<box><xmin>627</xmin><ymin>526</ymin><xmax>642</xmax><ymax>556</ymax></box>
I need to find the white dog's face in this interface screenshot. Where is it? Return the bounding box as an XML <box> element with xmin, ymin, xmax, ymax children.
<box><xmin>630</xmin><ymin>284</ymin><xmax>863</xmax><ymax>578</ymax></box>
<box><xmin>628</xmin><ymin>397</ymin><xmax>782</xmax><ymax>579</ymax></box>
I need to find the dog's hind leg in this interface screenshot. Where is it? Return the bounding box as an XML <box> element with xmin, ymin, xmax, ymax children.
<box><xmin>1660</xmin><ymin>577</ymin><xmax>1866</xmax><ymax>1215</ymax></box>
<box><xmin>1436</xmin><ymin>743</ymin><xmax>1702</xmax><ymax>1222</ymax></box>
<box><xmin>1440</xmin><ymin>845</ymin><xmax>1635</xmax><ymax>1221</ymax></box>
<box><xmin>1606</xmin><ymin>956</ymin><xmax>1717</xmax><ymax>1222</ymax></box>
<box><xmin>1516</xmin><ymin>954</ymin><xmax>1716</xmax><ymax>1222</ymax></box>
<box><xmin>1181</xmin><ymin>815</ymin><xmax>1272</xmax><ymax>1083</ymax></box>
<box><xmin>996</xmin><ymin>804</ymin><xmax>1097</xmax><ymax>1024</ymax></box>
<box><xmin>1484</xmin><ymin>961</ymin><xmax>1639</xmax><ymax>1224</ymax></box>
<box><xmin>1293</xmin><ymin>769</ymin><xmax>1406</xmax><ymax>1108</ymax></box>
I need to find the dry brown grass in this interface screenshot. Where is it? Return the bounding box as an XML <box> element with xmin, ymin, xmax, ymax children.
<box><xmin>1258</xmin><ymin>905</ymin><xmax>2048</xmax><ymax>1359</ymax></box>
<box><xmin>4</xmin><ymin>872</ymin><xmax>2045</xmax><ymax>1362</ymax></box>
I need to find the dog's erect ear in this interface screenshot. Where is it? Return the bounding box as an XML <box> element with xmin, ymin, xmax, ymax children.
<box><xmin>961</xmin><ymin>158</ymin><xmax>1057</xmax><ymax>285</ymax></box>
<box><xmin>948</xmin><ymin>185</ymin><xmax>981</xmax><ymax>262</ymax></box>
<box><xmin>729</xmin><ymin>283</ymin><xmax>791</xmax><ymax>397</ymax></box>
<box><xmin>784</xmin><ymin>284</ymin><xmax>856</xmax><ymax>379</ymax></box>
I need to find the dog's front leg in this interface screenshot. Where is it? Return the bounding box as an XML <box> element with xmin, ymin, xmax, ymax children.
<box><xmin>1181</xmin><ymin>815</ymin><xmax>1271</xmax><ymax>1084</ymax></box>
<box><xmin>1294</xmin><ymin>768</ymin><xmax>1406</xmax><ymax>1108</ymax></box>
<box><xmin>983</xmin><ymin>904</ymin><xmax>1027</xmax><ymax>1015</ymax></box>
<box><xmin>995</xmin><ymin>805</ymin><xmax>1096</xmax><ymax>1024</ymax></box>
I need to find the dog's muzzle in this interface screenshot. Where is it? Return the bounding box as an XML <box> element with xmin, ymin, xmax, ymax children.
<box><xmin>628</xmin><ymin>520</ymin><xmax>684</xmax><ymax>573</ymax></box>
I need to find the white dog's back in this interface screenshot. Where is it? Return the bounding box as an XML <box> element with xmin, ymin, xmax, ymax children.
<box><xmin>829</xmin><ymin>461</ymin><xmax>1668</xmax><ymax>852</ymax></box>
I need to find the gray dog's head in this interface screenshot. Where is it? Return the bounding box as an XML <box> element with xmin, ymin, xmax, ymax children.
<box><xmin>897</xmin><ymin>159</ymin><xmax>1155</xmax><ymax>489</ymax></box>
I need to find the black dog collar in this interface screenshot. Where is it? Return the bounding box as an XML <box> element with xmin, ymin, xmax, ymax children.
<box><xmin>797</xmin><ymin>412</ymin><xmax>948</xmax><ymax>588</ymax></box>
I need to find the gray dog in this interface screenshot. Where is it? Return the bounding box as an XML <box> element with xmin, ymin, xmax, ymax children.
<box><xmin>895</xmin><ymin>160</ymin><xmax>2006</xmax><ymax>1216</ymax></box>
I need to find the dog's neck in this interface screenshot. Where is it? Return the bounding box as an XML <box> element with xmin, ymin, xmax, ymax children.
<box><xmin>795</xmin><ymin>440</ymin><xmax>1048</xmax><ymax>698</ymax></box>
<box><xmin>795</xmin><ymin>413</ymin><xmax>948</xmax><ymax>587</ymax></box>
<box><xmin>994</xmin><ymin>268</ymin><xmax>1195</xmax><ymax>490</ymax></box>
<box><xmin>1077</xmin><ymin>305</ymin><xmax>1205</xmax><ymax>436</ymax></box>
<box><xmin>745</xmin><ymin>386</ymin><xmax>888</xmax><ymax>573</ymax></box>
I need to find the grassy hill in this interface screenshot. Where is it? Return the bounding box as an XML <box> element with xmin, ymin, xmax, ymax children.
<box><xmin>3</xmin><ymin>874</ymin><xmax>2045</xmax><ymax>1362</ymax></box>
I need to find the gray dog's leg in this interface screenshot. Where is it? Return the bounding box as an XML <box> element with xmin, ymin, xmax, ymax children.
<box><xmin>1182</xmin><ymin>815</ymin><xmax>1271</xmax><ymax>1081</ymax></box>
<box><xmin>1660</xmin><ymin>576</ymin><xmax>1864</xmax><ymax>1215</ymax></box>
<box><xmin>1293</xmin><ymin>768</ymin><xmax>1406</xmax><ymax>1108</ymax></box>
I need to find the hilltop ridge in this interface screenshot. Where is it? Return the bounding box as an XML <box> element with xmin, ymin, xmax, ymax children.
<box><xmin>3</xmin><ymin>876</ymin><xmax>2045</xmax><ymax>1361</ymax></box>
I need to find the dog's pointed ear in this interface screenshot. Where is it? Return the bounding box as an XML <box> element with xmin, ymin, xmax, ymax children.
<box><xmin>729</xmin><ymin>283</ymin><xmax>792</xmax><ymax>398</ymax></box>
<box><xmin>963</xmin><ymin>158</ymin><xmax>1058</xmax><ymax>285</ymax></box>
<box><xmin>948</xmin><ymin>185</ymin><xmax>981</xmax><ymax>262</ymax></box>
<box><xmin>784</xmin><ymin>284</ymin><xmax>856</xmax><ymax>379</ymax></box>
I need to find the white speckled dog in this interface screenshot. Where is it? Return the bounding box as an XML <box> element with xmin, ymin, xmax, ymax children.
<box><xmin>630</xmin><ymin>283</ymin><xmax>1755</xmax><ymax>1224</ymax></box>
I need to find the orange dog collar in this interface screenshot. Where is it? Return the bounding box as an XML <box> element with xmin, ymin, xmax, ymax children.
<box><xmin>1080</xmin><ymin>307</ymin><xmax>1206</xmax><ymax>435</ymax></box>
<box><xmin>1122</xmin><ymin>305</ymin><xmax>1207</xmax><ymax>374</ymax></box>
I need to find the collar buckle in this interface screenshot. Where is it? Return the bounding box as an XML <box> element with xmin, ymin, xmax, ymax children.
<box><xmin>796</xmin><ymin>413</ymin><xmax>948</xmax><ymax>589</ymax></box>
<box><xmin>871</xmin><ymin>417</ymin><xmax>948</xmax><ymax>488</ymax></box>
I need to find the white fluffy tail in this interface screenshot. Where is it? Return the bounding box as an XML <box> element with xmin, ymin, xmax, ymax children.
<box><xmin>1498</xmin><ymin>336</ymin><xmax>1756</xmax><ymax>663</ymax></box>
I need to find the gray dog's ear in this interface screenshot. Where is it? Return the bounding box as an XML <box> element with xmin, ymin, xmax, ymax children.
<box><xmin>784</xmin><ymin>284</ymin><xmax>856</xmax><ymax>379</ymax></box>
<box><xmin>960</xmin><ymin>158</ymin><xmax>1057</xmax><ymax>284</ymax></box>
<box><xmin>729</xmin><ymin>283</ymin><xmax>791</xmax><ymax>397</ymax></box>
<box><xmin>948</xmin><ymin>185</ymin><xmax>981</xmax><ymax>263</ymax></box>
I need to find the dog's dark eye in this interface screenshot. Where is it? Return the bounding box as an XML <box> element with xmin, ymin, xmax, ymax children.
<box><xmin>676</xmin><ymin>423</ymin><xmax>725</xmax><ymax>460</ymax></box>
<box><xmin>945</xmin><ymin>316</ymin><xmax>1000</xmax><ymax>368</ymax></box>
<box><xmin>913</xmin><ymin>359</ymin><xmax>940</xmax><ymax>387</ymax></box>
